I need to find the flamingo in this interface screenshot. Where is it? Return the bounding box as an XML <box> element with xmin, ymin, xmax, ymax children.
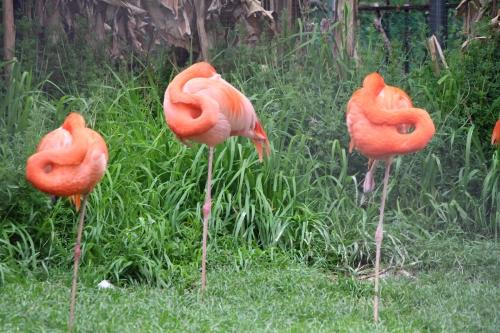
<box><xmin>26</xmin><ymin>113</ymin><xmax>108</xmax><ymax>330</ymax></box>
<box><xmin>163</xmin><ymin>62</ymin><xmax>270</xmax><ymax>291</ymax></box>
<box><xmin>492</xmin><ymin>119</ymin><xmax>500</xmax><ymax>146</ymax></box>
<box><xmin>346</xmin><ymin>73</ymin><xmax>435</xmax><ymax>323</ymax></box>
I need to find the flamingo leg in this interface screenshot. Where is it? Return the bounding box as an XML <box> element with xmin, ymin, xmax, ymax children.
<box><xmin>361</xmin><ymin>159</ymin><xmax>379</xmax><ymax>204</ymax></box>
<box><xmin>373</xmin><ymin>159</ymin><xmax>391</xmax><ymax>324</ymax></box>
<box><xmin>201</xmin><ymin>146</ymin><xmax>214</xmax><ymax>292</ymax></box>
<box><xmin>68</xmin><ymin>193</ymin><xmax>88</xmax><ymax>330</ymax></box>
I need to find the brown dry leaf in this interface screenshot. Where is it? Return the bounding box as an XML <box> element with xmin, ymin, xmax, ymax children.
<box><xmin>224</xmin><ymin>0</ymin><xmax>277</xmax><ymax>46</ymax></box>
<box><xmin>207</xmin><ymin>0</ymin><xmax>222</xmax><ymax>13</ymax></box>
<box><xmin>24</xmin><ymin>0</ymin><xmax>278</xmax><ymax>62</ymax></box>
<box><xmin>243</xmin><ymin>0</ymin><xmax>274</xmax><ymax>20</ymax></box>
<box><xmin>161</xmin><ymin>0</ymin><xmax>180</xmax><ymax>18</ymax></box>
<box><xmin>142</xmin><ymin>0</ymin><xmax>193</xmax><ymax>51</ymax></box>
<box><xmin>456</xmin><ymin>0</ymin><xmax>496</xmax><ymax>36</ymax></box>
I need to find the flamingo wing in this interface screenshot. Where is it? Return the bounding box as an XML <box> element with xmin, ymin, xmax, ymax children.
<box><xmin>347</xmin><ymin>84</ymin><xmax>411</xmax><ymax>153</ymax></box>
<box><xmin>377</xmin><ymin>86</ymin><xmax>413</xmax><ymax>134</ymax></box>
<box><xmin>37</xmin><ymin>127</ymin><xmax>73</xmax><ymax>152</ymax></box>
<box><xmin>80</xmin><ymin>128</ymin><xmax>108</xmax><ymax>192</ymax></box>
<box><xmin>185</xmin><ymin>75</ymin><xmax>269</xmax><ymax>159</ymax></box>
<box><xmin>346</xmin><ymin>73</ymin><xmax>435</xmax><ymax>160</ymax></box>
<box><xmin>183</xmin><ymin>76</ymin><xmax>258</xmax><ymax>135</ymax></box>
<box><xmin>164</xmin><ymin>62</ymin><xmax>270</xmax><ymax>161</ymax></box>
<box><xmin>34</xmin><ymin>127</ymin><xmax>84</xmax><ymax>209</ymax></box>
<box><xmin>377</xmin><ymin>86</ymin><xmax>413</xmax><ymax>109</ymax></box>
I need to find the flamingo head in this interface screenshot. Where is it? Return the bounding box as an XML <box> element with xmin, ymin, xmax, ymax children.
<box><xmin>363</xmin><ymin>73</ymin><xmax>386</xmax><ymax>92</ymax></box>
<box><xmin>181</xmin><ymin>62</ymin><xmax>217</xmax><ymax>79</ymax></box>
<box><xmin>62</xmin><ymin>113</ymin><xmax>86</xmax><ymax>132</ymax></box>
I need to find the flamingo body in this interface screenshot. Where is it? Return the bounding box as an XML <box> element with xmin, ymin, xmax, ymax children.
<box><xmin>163</xmin><ymin>62</ymin><xmax>270</xmax><ymax>159</ymax></box>
<box><xmin>26</xmin><ymin>113</ymin><xmax>108</xmax><ymax>198</ymax></box>
<box><xmin>346</xmin><ymin>73</ymin><xmax>435</xmax><ymax>323</ymax></box>
<box><xmin>25</xmin><ymin>112</ymin><xmax>108</xmax><ymax>330</ymax></box>
<box><xmin>347</xmin><ymin>73</ymin><xmax>435</xmax><ymax>160</ymax></box>
<box><xmin>492</xmin><ymin>119</ymin><xmax>500</xmax><ymax>146</ymax></box>
<box><xmin>163</xmin><ymin>62</ymin><xmax>270</xmax><ymax>291</ymax></box>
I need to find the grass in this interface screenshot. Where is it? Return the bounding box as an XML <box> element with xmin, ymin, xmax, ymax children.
<box><xmin>1</xmin><ymin>238</ymin><xmax>499</xmax><ymax>332</ymax></box>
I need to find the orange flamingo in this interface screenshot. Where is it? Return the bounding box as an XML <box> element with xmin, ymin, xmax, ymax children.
<box><xmin>163</xmin><ymin>62</ymin><xmax>270</xmax><ymax>291</ymax></box>
<box><xmin>492</xmin><ymin>119</ymin><xmax>500</xmax><ymax>146</ymax></box>
<box><xmin>346</xmin><ymin>73</ymin><xmax>435</xmax><ymax>323</ymax></box>
<box><xmin>26</xmin><ymin>113</ymin><xmax>108</xmax><ymax>330</ymax></box>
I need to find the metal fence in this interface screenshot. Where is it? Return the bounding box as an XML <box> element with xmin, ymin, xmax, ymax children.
<box><xmin>358</xmin><ymin>1</ymin><xmax>461</xmax><ymax>72</ymax></box>
<box><xmin>260</xmin><ymin>1</ymin><xmax>461</xmax><ymax>72</ymax></box>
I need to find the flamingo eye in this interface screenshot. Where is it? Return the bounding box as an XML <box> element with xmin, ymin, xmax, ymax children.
<box><xmin>44</xmin><ymin>164</ymin><xmax>53</xmax><ymax>173</ymax></box>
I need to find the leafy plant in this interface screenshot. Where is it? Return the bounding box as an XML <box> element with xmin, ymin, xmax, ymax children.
<box><xmin>458</xmin><ymin>33</ymin><xmax>500</xmax><ymax>155</ymax></box>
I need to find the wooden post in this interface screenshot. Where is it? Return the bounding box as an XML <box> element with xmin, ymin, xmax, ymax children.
<box><xmin>428</xmin><ymin>36</ymin><xmax>441</xmax><ymax>77</ymax></box>
<box><xmin>287</xmin><ymin>0</ymin><xmax>292</xmax><ymax>31</ymax></box>
<box><xmin>333</xmin><ymin>0</ymin><xmax>358</xmax><ymax>57</ymax></box>
<box><xmin>3</xmin><ymin>0</ymin><xmax>15</xmax><ymax>82</ymax></box>
<box><xmin>428</xmin><ymin>35</ymin><xmax>448</xmax><ymax>77</ymax></box>
<box><xmin>194</xmin><ymin>0</ymin><xmax>210</xmax><ymax>62</ymax></box>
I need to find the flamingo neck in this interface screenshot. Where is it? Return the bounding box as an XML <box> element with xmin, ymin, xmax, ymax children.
<box><xmin>351</xmin><ymin>74</ymin><xmax>436</xmax><ymax>156</ymax></box>
<box><xmin>26</xmin><ymin>122</ymin><xmax>91</xmax><ymax>197</ymax></box>
<box><xmin>164</xmin><ymin>63</ymin><xmax>220</xmax><ymax>137</ymax></box>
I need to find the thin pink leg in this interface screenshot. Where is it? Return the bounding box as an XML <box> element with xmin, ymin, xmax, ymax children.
<box><xmin>68</xmin><ymin>194</ymin><xmax>88</xmax><ymax>331</ymax></box>
<box><xmin>201</xmin><ymin>146</ymin><xmax>214</xmax><ymax>292</ymax></box>
<box><xmin>374</xmin><ymin>159</ymin><xmax>392</xmax><ymax>324</ymax></box>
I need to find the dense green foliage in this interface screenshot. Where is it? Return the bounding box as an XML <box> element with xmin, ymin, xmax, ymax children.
<box><xmin>1</xmin><ymin>10</ymin><xmax>500</xmax><ymax>292</ymax></box>
<box><xmin>458</xmin><ymin>32</ymin><xmax>500</xmax><ymax>153</ymax></box>
<box><xmin>9</xmin><ymin>13</ymin><xmax>112</xmax><ymax>97</ymax></box>
<box><xmin>357</xmin><ymin>0</ymin><xmax>463</xmax><ymax>73</ymax></box>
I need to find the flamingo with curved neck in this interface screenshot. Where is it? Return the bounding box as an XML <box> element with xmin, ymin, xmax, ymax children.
<box><xmin>26</xmin><ymin>113</ymin><xmax>108</xmax><ymax>330</ymax></box>
<box><xmin>346</xmin><ymin>73</ymin><xmax>435</xmax><ymax>323</ymax></box>
<box><xmin>164</xmin><ymin>62</ymin><xmax>270</xmax><ymax>291</ymax></box>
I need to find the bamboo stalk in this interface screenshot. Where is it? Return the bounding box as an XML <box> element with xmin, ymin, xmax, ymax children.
<box><xmin>287</xmin><ymin>0</ymin><xmax>292</xmax><ymax>31</ymax></box>
<box><xmin>429</xmin><ymin>34</ymin><xmax>448</xmax><ymax>77</ymax></box>
<box><xmin>3</xmin><ymin>0</ymin><xmax>15</xmax><ymax>82</ymax></box>
<box><xmin>428</xmin><ymin>35</ymin><xmax>441</xmax><ymax>77</ymax></box>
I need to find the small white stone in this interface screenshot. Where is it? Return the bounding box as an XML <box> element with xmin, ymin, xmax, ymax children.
<box><xmin>98</xmin><ymin>280</ymin><xmax>114</xmax><ymax>289</ymax></box>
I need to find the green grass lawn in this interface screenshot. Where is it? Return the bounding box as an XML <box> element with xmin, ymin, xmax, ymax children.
<box><xmin>1</xmin><ymin>239</ymin><xmax>499</xmax><ymax>332</ymax></box>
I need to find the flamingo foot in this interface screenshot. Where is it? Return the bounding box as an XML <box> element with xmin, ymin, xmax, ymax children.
<box><xmin>177</xmin><ymin>136</ymin><xmax>195</xmax><ymax>148</ymax></box>
<box><xmin>361</xmin><ymin>160</ymin><xmax>379</xmax><ymax>205</ymax></box>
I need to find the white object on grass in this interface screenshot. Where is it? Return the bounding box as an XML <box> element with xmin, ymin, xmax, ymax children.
<box><xmin>97</xmin><ymin>280</ymin><xmax>114</xmax><ymax>289</ymax></box>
